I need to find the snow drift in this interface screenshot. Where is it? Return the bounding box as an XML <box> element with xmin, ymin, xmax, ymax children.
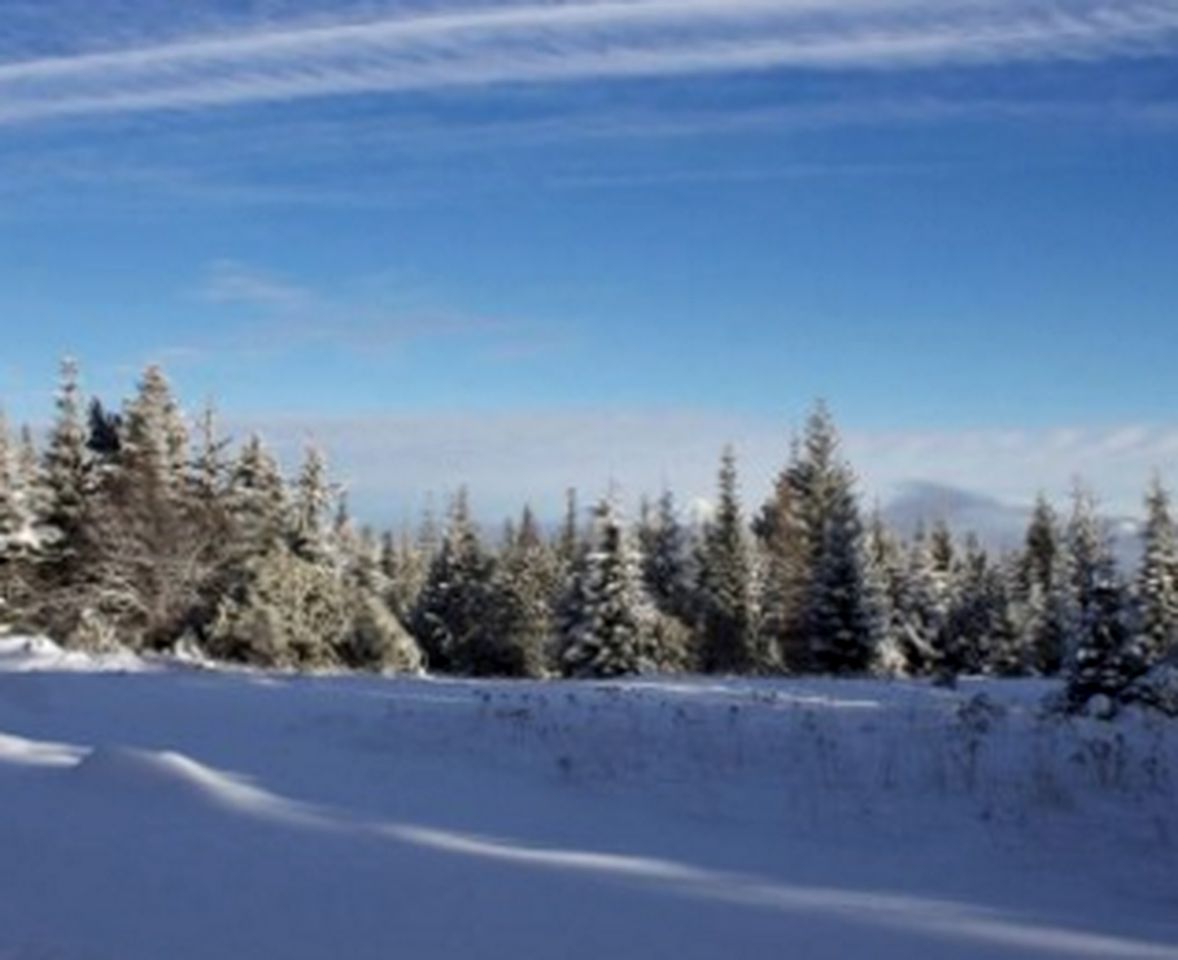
<box><xmin>0</xmin><ymin>637</ymin><xmax>1176</xmax><ymax>959</ymax></box>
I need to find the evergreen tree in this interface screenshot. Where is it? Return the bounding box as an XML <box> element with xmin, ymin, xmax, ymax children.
<box><xmin>639</xmin><ymin>488</ymin><xmax>694</xmax><ymax>622</ymax></box>
<box><xmin>86</xmin><ymin>398</ymin><xmax>122</xmax><ymax>465</ymax></box>
<box><xmin>555</xmin><ymin>487</ymin><xmax>580</xmax><ymax>573</ymax></box>
<box><xmin>289</xmin><ymin>445</ymin><xmax>334</xmax><ymax>562</ymax></box>
<box><xmin>793</xmin><ymin>404</ymin><xmax>876</xmax><ymax>674</ymax></box>
<box><xmin>120</xmin><ymin>364</ymin><xmax>189</xmax><ymax>495</ymax></box>
<box><xmin>206</xmin><ymin>540</ymin><xmax>349</xmax><ymax>669</ymax></box>
<box><xmin>0</xmin><ymin>412</ymin><xmax>22</xmax><ymax>554</ymax></box>
<box><xmin>1011</xmin><ymin>495</ymin><xmax>1070</xmax><ymax>675</ymax></box>
<box><xmin>84</xmin><ymin>366</ymin><xmax>220</xmax><ymax>650</ymax></box>
<box><xmin>1136</xmin><ymin>476</ymin><xmax>1178</xmax><ymax>664</ymax></box>
<box><xmin>489</xmin><ymin>505</ymin><xmax>556</xmax><ymax>677</ymax></box>
<box><xmin>191</xmin><ymin>402</ymin><xmax>230</xmax><ymax>509</ymax></box>
<box><xmin>1067</xmin><ymin>575</ymin><xmax>1144</xmax><ymax>710</ymax></box>
<box><xmin>892</xmin><ymin>528</ymin><xmax>950</xmax><ymax>675</ymax></box>
<box><xmin>695</xmin><ymin>448</ymin><xmax>759</xmax><ymax>673</ymax></box>
<box><xmin>756</xmin><ymin>437</ymin><xmax>808</xmax><ymax>671</ymax></box>
<box><xmin>1064</xmin><ymin>487</ymin><xmax>1145</xmax><ymax>709</ymax></box>
<box><xmin>946</xmin><ymin>535</ymin><xmax>1015</xmax><ymax>676</ymax></box>
<box><xmin>0</xmin><ymin>413</ymin><xmax>26</xmax><ymax>626</ymax></box>
<box><xmin>560</xmin><ymin>497</ymin><xmax>659</xmax><ymax>678</ymax></box>
<box><xmin>1019</xmin><ymin>494</ymin><xmax>1059</xmax><ymax>599</ymax></box>
<box><xmin>380</xmin><ymin>527</ymin><xmax>428</xmax><ymax>623</ymax></box>
<box><xmin>410</xmin><ymin>489</ymin><xmax>497</xmax><ymax>674</ymax></box>
<box><xmin>929</xmin><ymin>518</ymin><xmax>956</xmax><ymax>577</ymax></box>
<box><xmin>226</xmin><ymin>434</ymin><xmax>289</xmax><ymax>556</ymax></box>
<box><xmin>40</xmin><ymin>358</ymin><xmax>93</xmax><ymax>569</ymax></box>
<box><xmin>865</xmin><ymin>509</ymin><xmax>908</xmax><ymax>676</ymax></box>
<box><xmin>336</xmin><ymin>525</ymin><xmax>424</xmax><ymax>673</ymax></box>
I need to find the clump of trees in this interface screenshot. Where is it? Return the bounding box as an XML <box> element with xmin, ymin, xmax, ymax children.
<box><xmin>1</xmin><ymin>361</ymin><xmax>1175</xmax><ymax>713</ymax></box>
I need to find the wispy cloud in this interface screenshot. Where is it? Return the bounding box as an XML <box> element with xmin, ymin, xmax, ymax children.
<box><xmin>202</xmin><ymin>260</ymin><xmax>314</xmax><ymax>311</ymax></box>
<box><xmin>191</xmin><ymin>259</ymin><xmax>568</xmax><ymax>361</ymax></box>
<box><xmin>1</xmin><ymin>0</ymin><xmax>1176</xmax><ymax>126</ymax></box>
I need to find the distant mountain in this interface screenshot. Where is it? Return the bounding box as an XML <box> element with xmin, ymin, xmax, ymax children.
<box><xmin>881</xmin><ymin>481</ymin><xmax>1143</xmax><ymax>563</ymax></box>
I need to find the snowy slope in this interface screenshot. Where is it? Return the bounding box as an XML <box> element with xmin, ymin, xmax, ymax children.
<box><xmin>1</xmin><ymin>636</ymin><xmax>1176</xmax><ymax>960</ymax></box>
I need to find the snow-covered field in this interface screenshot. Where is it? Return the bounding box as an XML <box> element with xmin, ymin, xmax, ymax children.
<box><xmin>1</xmin><ymin>637</ymin><xmax>1176</xmax><ymax>959</ymax></box>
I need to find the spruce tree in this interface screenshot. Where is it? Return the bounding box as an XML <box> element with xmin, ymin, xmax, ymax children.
<box><xmin>1136</xmin><ymin>476</ymin><xmax>1178</xmax><ymax>664</ymax></box>
<box><xmin>560</xmin><ymin>497</ymin><xmax>659</xmax><ymax>678</ymax></box>
<box><xmin>1064</xmin><ymin>487</ymin><xmax>1145</xmax><ymax>709</ymax></box>
<box><xmin>756</xmin><ymin>437</ymin><xmax>809</xmax><ymax>671</ymax></box>
<box><xmin>86</xmin><ymin>365</ymin><xmax>219</xmax><ymax>650</ymax></box>
<box><xmin>946</xmin><ymin>535</ymin><xmax>1014</xmax><ymax>676</ymax></box>
<box><xmin>40</xmin><ymin>358</ymin><xmax>93</xmax><ymax>570</ymax></box>
<box><xmin>1020</xmin><ymin>494</ymin><xmax>1058</xmax><ymax>599</ymax></box>
<box><xmin>380</xmin><ymin>527</ymin><xmax>428</xmax><ymax>623</ymax></box>
<box><xmin>1012</xmin><ymin>495</ymin><xmax>1070</xmax><ymax>675</ymax></box>
<box><xmin>226</xmin><ymin>434</ymin><xmax>289</xmax><ymax>556</ymax></box>
<box><xmin>120</xmin><ymin>364</ymin><xmax>189</xmax><ymax>495</ymax></box>
<box><xmin>0</xmin><ymin>413</ymin><xmax>26</xmax><ymax>626</ymax></box>
<box><xmin>86</xmin><ymin>398</ymin><xmax>122</xmax><ymax>465</ymax></box>
<box><xmin>892</xmin><ymin>528</ymin><xmax>950</xmax><ymax>676</ymax></box>
<box><xmin>640</xmin><ymin>488</ymin><xmax>694</xmax><ymax>622</ymax></box>
<box><xmin>410</xmin><ymin>488</ymin><xmax>497</xmax><ymax>674</ymax></box>
<box><xmin>489</xmin><ymin>505</ymin><xmax>556</xmax><ymax>677</ymax></box>
<box><xmin>207</xmin><ymin>541</ymin><xmax>350</xmax><ymax>669</ymax></box>
<box><xmin>0</xmin><ymin>411</ymin><xmax>22</xmax><ymax>555</ymax></box>
<box><xmin>555</xmin><ymin>487</ymin><xmax>581</xmax><ymax>574</ymax></box>
<box><xmin>289</xmin><ymin>445</ymin><xmax>334</xmax><ymax>563</ymax></box>
<box><xmin>793</xmin><ymin>404</ymin><xmax>876</xmax><ymax>674</ymax></box>
<box><xmin>865</xmin><ymin>509</ymin><xmax>908</xmax><ymax>676</ymax></box>
<box><xmin>695</xmin><ymin>447</ymin><xmax>758</xmax><ymax>673</ymax></box>
<box><xmin>336</xmin><ymin>525</ymin><xmax>424</xmax><ymax>673</ymax></box>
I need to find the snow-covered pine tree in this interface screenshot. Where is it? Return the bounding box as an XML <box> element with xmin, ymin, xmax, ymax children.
<box><xmin>794</xmin><ymin>404</ymin><xmax>876</xmax><ymax>674</ymax></box>
<box><xmin>487</xmin><ymin>505</ymin><xmax>556</xmax><ymax>677</ymax></box>
<box><xmin>806</xmin><ymin>466</ymin><xmax>879</xmax><ymax>675</ymax></box>
<box><xmin>865</xmin><ymin>509</ymin><xmax>908</xmax><ymax>677</ymax></box>
<box><xmin>410</xmin><ymin>488</ymin><xmax>497</xmax><ymax>674</ymax></box>
<box><xmin>16</xmin><ymin>426</ymin><xmax>43</xmax><ymax>526</ymax></box>
<box><xmin>0</xmin><ymin>412</ymin><xmax>25</xmax><ymax>627</ymax></box>
<box><xmin>1066</xmin><ymin>486</ymin><xmax>1111</xmax><ymax>664</ymax></box>
<box><xmin>1136</xmin><ymin>476</ymin><xmax>1178</xmax><ymax>665</ymax></box>
<box><xmin>40</xmin><ymin>358</ymin><xmax>93</xmax><ymax>572</ymax></box>
<box><xmin>639</xmin><ymin>488</ymin><xmax>694</xmax><ymax>623</ymax></box>
<box><xmin>1010</xmin><ymin>494</ymin><xmax>1070</xmax><ymax>675</ymax></box>
<box><xmin>120</xmin><ymin>364</ymin><xmax>189</xmax><ymax>496</ymax></box>
<box><xmin>945</xmin><ymin>534</ymin><xmax>1013</xmax><ymax>676</ymax></box>
<box><xmin>986</xmin><ymin>552</ymin><xmax>1029</xmax><ymax>676</ymax></box>
<box><xmin>289</xmin><ymin>445</ymin><xmax>334</xmax><ymax>563</ymax></box>
<box><xmin>892</xmin><ymin>526</ymin><xmax>951</xmax><ymax>676</ymax></box>
<box><xmin>0</xmin><ymin>411</ymin><xmax>22</xmax><ymax>557</ymax></box>
<box><xmin>206</xmin><ymin>539</ymin><xmax>351</xmax><ymax>669</ymax></box>
<box><xmin>695</xmin><ymin>447</ymin><xmax>759</xmax><ymax>673</ymax></box>
<box><xmin>190</xmin><ymin>402</ymin><xmax>230</xmax><ymax>509</ymax></box>
<box><xmin>379</xmin><ymin>527</ymin><xmax>428</xmax><ymax>623</ymax></box>
<box><xmin>554</xmin><ymin>487</ymin><xmax>580</xmax><ymax>574</ymax></box>
<box><xmin>335</xmin><ymin>524</ymin><xmax>424</xmax><ymax>673</ymax></box>
<box><xmin>1064</xmin><ymin>487</ymin><xmax>1145</xmax><ymax>710</ymax></box>
<box><xmin>929</xmin><ymin>518</ymin><xmax>956</xmax><ymax>578</ymax></box>
<box><xmin>1019</xmin><ymin>494</ymin><xmax>1058</xmax><ymax>600</ymax></box>
<box><xmin>226</xmin><ymin>434</ymin><xmax>289</xmax><ymax>556</ymax></box>
<box><xmin>84</xmin><ymin>365</ymin><xmax>223</xmax><ymax>650</ymax></box>
<box><xmin>755</xmin><ymin>436</ymin><xmax>808</xmax><ymax>671</ymax></box>
<box><xmin>1067</xmin><ymin>569</ymin><xmax>1145</xmax><ymax>712</ymax></box>
<box><xmin>559</xmin><ymin>496</ymin><xmax>659</xmax><ymax>678</ymax></box>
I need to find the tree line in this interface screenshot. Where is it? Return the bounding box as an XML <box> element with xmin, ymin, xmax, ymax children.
<box><xmin>1</xmin><ymin>360</ymin><xmax>1175</xmax><ymax>711</ymax></box>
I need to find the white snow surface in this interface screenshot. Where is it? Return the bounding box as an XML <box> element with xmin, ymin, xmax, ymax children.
<box><xmin>1</xmin><ymin>636</ymin><xmax>1176</xmax><ymax>959</ymax></box>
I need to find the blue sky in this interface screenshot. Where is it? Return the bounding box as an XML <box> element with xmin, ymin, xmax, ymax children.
<box><xmin>2</xmin><ymin>0</ymin><xmax>1178</xmax><ymax>522</ymax></box>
